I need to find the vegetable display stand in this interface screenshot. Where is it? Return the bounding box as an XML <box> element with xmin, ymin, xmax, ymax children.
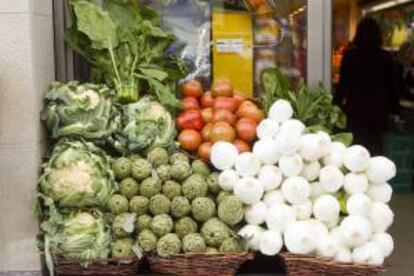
<box><xmin>54</xmin><ymin>257</ymin><xmax>141</xmax><ymax>276</ymax></box>
<box><xmin>147</xmin><ymin>252</ymin><xmax>254</xmax><ymax>276</ymax></box>
<box><xmin>280</xmin><ymin>253</ymin><xmax>385</xmax><ymax>276</ymax></box>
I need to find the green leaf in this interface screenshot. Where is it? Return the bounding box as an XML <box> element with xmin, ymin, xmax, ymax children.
<box><xmin>72</xmin><ymin>0</ymin><xmax>118</xmax><ymax>50</ymax></box>
<box><xmin>140</xmin><ymin>68</ymin><xmax>169</xmax><ymax>82</ymax></box>
<box><xmin>331</xmin><ymin>133</ymin><xmax>354</xmax><ymax>147</ymax></box>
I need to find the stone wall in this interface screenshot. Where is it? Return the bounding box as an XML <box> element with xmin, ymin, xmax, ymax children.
<box><xmin>0</xmin><ymin>0</ymin><xmax>54</xmax><ymax>272</ymax></box>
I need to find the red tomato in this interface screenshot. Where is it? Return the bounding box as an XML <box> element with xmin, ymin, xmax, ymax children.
<box><xmin>235</xmin><ymin>118</ymin><xmax>257</xmax><ymax>142</ymax></box>
<box><xmin>178</xmin><ymin>130</ymin><xmax>202</xmax><ymax>151</ymax></box>
<box><xmin>236</xmin><ymin>101</ymin><xmax>265</xmax><ymax>123</ymax></box>
<box><xmin>176</xmin><ymin>110</ymin><xmax>204</xmax><ymax>131</ymax></box>
<box><xmin>234</xmin><ymin>139</ymin><xmax>251</xmax><ymax>153</ymax></box>
<box><xmin>212</xmin><ymin>109</ymin><xmax>237</xmax><ymax>126</ymax></box>
<box><xmin>213</xmin><ymin>97</ymin><xmax>239</xmax><ymax>113</ymax></box>
<box><xmin>210</xmin><ymin>122</ymin><xmax>236</xmax><ymax>143</ymax></box>
<box><xmin>201</xmin><ymin>123</ymin><xmax>213</xmax><ymax>141</ymax></box>
<box><xmin>200</xmin><ymin>92</ymin><xmax>214</xmax><ymax>108</ymax></box>
<box><xmin>182</xmin><ymin>80</ymin><xmax>203</xmax><ymax>98</ymax></box>
<box><xmin>198</xmin><ymin>142</ymin><xmax>213</xmax><ymax>162</ymax></box>
<box><xmin>181</xmin><ymin>97</ymin><xmax>200</xmax><ymax>110</ymax></box>
<box><xmin>201</xmin><ymin>108</ymin><xmax>214</xmax><ymax>123</ymax></box>
<box><xmin>212</xmin><ymin>78</ymin><xmax>233</xmax><ymax>97</ymax></box>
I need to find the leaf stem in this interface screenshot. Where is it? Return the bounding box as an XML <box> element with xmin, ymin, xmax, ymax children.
<box><xmin>108</xmin><ymin>45</ymin><xmax>121</xmax><ymax>85</ymax></box>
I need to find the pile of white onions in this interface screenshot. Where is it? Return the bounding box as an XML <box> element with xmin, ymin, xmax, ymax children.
<box><xmin>211</xmin><ymin>100</ymin><xmax>396</xmax><ymax>266</ymax></box>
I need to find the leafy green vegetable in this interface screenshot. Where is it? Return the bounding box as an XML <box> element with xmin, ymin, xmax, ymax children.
<box><xmin>66</xmin><ymin>0</ymin><xmax>186</xmax><ymax>108</ymax></box>
<box><xmin>41</xmin><ymin>81</ymin><xmax>119</xmax><ymax>141</ymax></box>
<box><xmin>39</xmin><ymin>208</ymin><xmax>112</xmax><ymax>276</ymax></box>
<box><xmin>110</xmin><ymin>97</ymin><xmax>176</xmax><ymax>153</ymax></box>
<box><xmin>261</xmin><ymin>68</ymin><xmax>349</xmax><ymax>134</ymax></box>
<box><xmin>39</xmin><ymin>140</ymin><xmax>116</xmax><ymax>208</ymax></box>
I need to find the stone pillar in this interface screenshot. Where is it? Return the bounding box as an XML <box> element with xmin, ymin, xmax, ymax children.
<box><xmin>0</xmin><ymin>0</ymin><xmax>54</xmax><ymax>272</ymax></box>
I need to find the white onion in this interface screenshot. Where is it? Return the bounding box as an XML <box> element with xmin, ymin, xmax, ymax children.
<box><xmin>323</xmin><ymin>142</ymin><xmax>346</xmax><ymax>167</ymax></box>
<box><xmin>367</xmin><ymin>183</ymin><xmax>392</xmax><ymax>203</ymax></box>
<box><xmin>343</xmin><ymin>173</ymin><xmax>369</xmax><ymax>195</ymax></box>
<box><xmin>343</xmin><ymin>145</ymin><xmax>371</xmax><ymax>172</ymax></box>
<box><xmin>266</xmin><ymin>204</ymin><xmax>296</xmax><ymax>232</ymax></box>
<box><xmin>340</xmin><ymin>215</ymin><xmax>373</xmax><ymax>248</ymax></box>
<box><xmin>319</xmin><ymin>165</ymin><xmax>344</xmax><ymax>193</ymax></box>
<box><xmin>268</xmin><ymin>100</ymin><xmax>293</xmax><ymax>123</ymax></box>
<box><xmin>258</xmin><ymin>165</ymin><xmax>283</xmax><ymax>191</ymax></box>
<box><xmin>234</xmin><ymin>177</ymin><xmax>264</xmax><ymax>205</ymax></box>
<box><xmin>244</xmin><ymin>202</ymin><xmax>268</xmax><ymax>225</ymax></box>
<box><xmin>281</xmin><ymin>176</ymin><xmax>311</xmax><ymax>205</ymax></box>
<box><xmin>238</xmin><ymin>225</ymin><xmax>265</xmax><ymax>251</ymax></box>
<box><xmin>211</xmin><ymin>142</ymin><xmax>238</xmax><ymax>171</ymax></box>
<box><xmin>366</xmin><ymin>156</ymin><xmax>397</xmax><ymax>184</ymax></box>
<box><xmin>235</xmin><ymin>152</ymin><xmax>261</xmax><ymax>177</ymax></box>
<box><xmin>253</xmin><ymin>139</ymin><xmax>279</xmax><ymax>165</ymax></box>
<box><xmin>279</xmin><ymin>154</ymin><xmax>304</xmax><ymax>177</ymax></box>
<box><xmin>301</xmin><ymin>161</ymin><xmax>321</xmax><ymax>182</ymax></box>
<box><xmin>346</xmin><ymin>194</ymin><xmax>372</xmax><ymax>218</ymax></box>
<box><xmin>284</xmin><ymin>221</ymin><xmax>316</xmax><ymax>255</ymax></box>
<box><xmin>218</xmin><ymin>169</ymin><xmax>239</xmax><ymax>191</ymax></box>
<box><xmin>257</xmin><ymin>119</ymin><xmax>280</xmax><ymax>140</ymax></box>
<box><xmin>313</xmin><ymin>195</ymin><xmax>340</xmax><ymax>222</ymax></box>
<box><xmin>370</xmin><ymin>202</ymin><xmax>394</xmax><ymax>233</ymax></box>
<box><xmin>259</xmin><ymin>230</ymin><xmax>283</xmax><ymax>256</ymax></box>
<box><xmin>263</xmin><ymin>190</ymin><xmax>285</xmax><ymax>208</ymax></box>
<box><xmin>292</xmin><ymin>200</ymin><xmax>313</xmax><ymax>220</ymax></box>
<box><xmin>370</xmin><ymin>232</ymin><xmax>394</xmax><ymax>258</ymax></box>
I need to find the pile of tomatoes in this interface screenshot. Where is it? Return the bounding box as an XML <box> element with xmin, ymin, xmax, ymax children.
<box><xmin>176</xmin><ymin>79</ymin><xmax>264</xmax><ymax>162</ymax></box>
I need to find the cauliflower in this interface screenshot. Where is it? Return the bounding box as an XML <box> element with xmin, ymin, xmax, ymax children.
<box><xmin>162</xmin><ymin>180</ymin><xmax>182</xmax><ymax>200</ymax></box>
<box><xmin>192</xmin><ymin>160</ymin><xmax>211</xmax><ymax>177</ymax></box>
<box><xmin>170</xmin><ymin>161</ymin><xmax>192</xmax><ymax>181</ymax></box>
<box><xmin>137</xmin><ymin>229</ymin><xmax>157</xmax><ymax>252</ymax></box>
<box><xmin>112</xmin><ymin>238</ymin><xmax>135</xmax><ymax>258</ymax></box>
<box><xmin>112</xmin><ymin>157</ymin><xmax>132</xmax><ymax>180</ymax></box>
<box><xmin>182</xmin><ymin>233</ymin><xmax>207</xmax><ymax>253</ymax></box>
<box><xmin>156</xmin><ymin>165</ymin><xmax>171</xmax><ymax>181</ymax></box>
<box><xmin>129</xmin><ymin>196</ymin><xmax>149</xmax><ymax>216</ymax></box>
<box><xmin>150</xmin><ymin>214</ymin><xmax>173</xmax><ymax>237</ymax></box>
<box><xmin>149</xmin><ymin>194</ymin><xmax>171</xmax><ymax>215</ymax></box>
<box><xmin>182</xmin><ymin>174</ymin><xmax>208</xmax><ymax>200</ymax></box>
<box><xmin>174</xmin><ymin>216</ymin><xmax>198</xmax><ymax>238</ymax></box>
<box><xmin>207</xmin><ymin>172</ymin><xmax>221</xmax><ymax>195</ymax></box>
<box><xmin>170</xmin><ymin>152</ymin><xmax>190</xmax><ymax>164</ymax></box>
<box><xmin>157</xmin><ymin>233</ymin><xmax>182</xmax><ymax>257</ymax></box>
<box><xmin>147</xmin><ymin>147</ymin><xmax>169</xmax><ymax>167</ymax></box>
<box><xmin>219</xmin><ymin>238</ymin><xmax>244</xmax><ymax>253</ymax></box>
<box><xmin>216</xmin><ymin>191</ymin><xmax>232</xmax><ymax>203</ymax></box>
<box><xmin>140</xmin><ymin>177</ymin><xmax>162</xmax><ymax>198</ymax></box>
<box><xmin>108</xmin><ymin>194</ymin><xmax>129</xmax><ymax>215</ymax></box>
<box><xmin>119</xmin><ymin>178</ymin><xmax>139</xmax><ymax>199</ymax></box>
<box><xmin>200</xmin><ymin>218</ymin><xmax>231</xmax><ymax>247</ymax></box>
<box><xmin>171</xmin><ymin>196</ymin><xmax>191</xmax><ymax>218</ymax></box>
<box><xmin>192</xmin><ymin>197</ymin><xmax>216</xmax><ymax>222</ymax></box>
<box><xmin>112</xmin><ymin>213</ymin><xmax>136</xmax><ymax>238</ymax></box>
<box><xmin>135</xmin><ymin>214</ymin><xmax>152</xmax><ymax>232</ymax></box>
<box><xmin>131</xmin><ymin>158</ymin><xmax>152</xmax><ymax>180</ymax></box>
<box><xmin>218</xmin><ymin>196</ymin><xmax>243</xmax><ymax>226</ymax></box>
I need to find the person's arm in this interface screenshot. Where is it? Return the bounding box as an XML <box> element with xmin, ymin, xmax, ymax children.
<box><xmin>335</xmin><ymin>50</ymin><xmax>352</xmax><ymax>107</ymax></box>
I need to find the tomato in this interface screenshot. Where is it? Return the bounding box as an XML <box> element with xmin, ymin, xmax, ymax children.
<box><xmin>181</xmin><ymin>97</ymin><xmax>200</xmax><ymax>110</ymax></box>
<box><xmin>182</xmin><ymin>80</ymin><xmax>203</xmax><ymax>98</ymax></box>
<box><xmin>213</xmin><ymin>97</ymin><xmax>239</xmax><ymax>113</ymax></box>
<box><xmin>201</xmin><ymin>123</ymin><xmax>213</xmax><ymax>141</ymax></box>
<box><xmin>235</xmin><ymin>118</ymin><xmax>257</xmax><ymax>142</ymax></box>
<box><xmin>234</xmin><ymin>139</ymin><xmax>251</xmax><ymax>153</ymax></box>
<box><xmin>233</xmin><ymin>91</ymin><xmax>246</xmax><ymax>107</ymax></box>
<box><xmin>236</xmin><ymin>101</ymin><xmax>265</xmax><ymax>123</ymax></box>
<box><xmin>212</xmin><ymin>109</ymin><xmax>237</xmax><ymax>126</ymax></box>
<box><xmin>198</xmin><ymin>142</ymin><xmax>213</xmax><ymax>162</ymax></box>
<box><xmin>212</xmin><ymin>78</ymin><xmax>233</xmax><ymax>97</ymax></box>
<box><xmin>178</xmin><ymin>130</ymin><xmax>202</xmax><ymax>151</ymax></box>
<box><xmin>176</xmin><ymin>110</ymin><xmax>204</xmax><ymax>131</ymax></box>
<box><xmin>201</xmin><ymin>108</ymin><xmax>214</xmax><ymax>123</ymax></box>
<box><xmin>200</xmin><ymin>92</ymin><xmax>214</xmax><ymax>108</ymax></box>
<box><xmin>210</xmin><ymin>122</ymin><xmax>236</xmax><ymax>143</ymax></box>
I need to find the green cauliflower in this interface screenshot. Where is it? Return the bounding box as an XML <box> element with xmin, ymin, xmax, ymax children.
<box><xmin>112</xmin><ymin>213</ymin><xmax>136</xmax><ymax>238</ymax></box>
<box><xmin>191</xmin><ymin>197</ymin><xmax>216</xmax><ymax>222</ymax></box>
<box><xmin>135</xmin><ymin>214</ymin><xmax>152</xmax><ymax>232</ymax></box>
<box><xmin>119</xmin><ymin>177</ymin><xmax>139</xmax><ymax>199</ymax></box>
<box><xmin>216</xmin><ymin>191</ymin><xmax>232</xmax><ymax>204</ymax></box>
<box><xmin>170</xmin><ymin>196</ymin><xmax>191</xmax><ymax>218</ymax></box>
<box><xmin>112</xmin><ymin>238</ymin><xmax>135</xmax><ymax>258</ymax></box>
<box><xmin>218</xmin><ymin>196</ymin><xmax>243</xmax><ymax>227</ymax></box>
<box><xmin>128</xmin><ymin>154</ymin><xmax>142</xmax><ymax>162</ymax></box>
<box><xmin>150</xmin><ymin>214</ymin><xmax>173</xmax><ymax>237</ymax></box>
<box><xmin>200</xmin><ymin>218</ymin><xmax>231</xmax><ymax>247</ymax></box>
<box><xmin>207</xmin><ymin>172</ymin><xmax>221</xmax><ymax>195</ymax></box>
<box><xmin>108</xmin><ymin>194</ymin><xmax>129</xmax><ymax>215</ymax></box>
<box><xmin>206</xmin><ymin>247</ymin><xmax>219</xmax><ymax>254</ymax></box>
<box><xmin>174</xmin><ymin>217</ymin><xmax>198</xmax><ymax>239</ymax></box>
<box><xmin>162</xmin><ymin>180</ymin><xmax>181</xmax><ymax>200</ymax></box>
<box><xmin>170</xmin><ymin>152</ymin><xmax>190</xmax><ymax>164</ymax></box>
<box><xmin>129</xmin><ymin>196</ymin><xmax>149</xmax><ymax>216</ymax></box>
<box><xmin>191</xmin><ymin>160</ymin><xmax>210</xmax><ymax>177</ymax></box>
<box><xmin>182</xmin><ymin>174</ymin><xmax>208</xmax><ymax>200</ymax></box>
<box><xmin>182</xmin><ymin>233</ymin><xmax>207</xmax><ymax>253</ymax></box>
<box><xmin>147</xmin><ymin>147</ymin><xmax>169</xmax><ymax>167</ymax></box>
<box><xmin>140</xmin><ymin>177</ymin><xmax>161</xmax><ymax>198</ymax></box>
<box><xmin>219</xmin><ymin>238</ymin><xmax>245</xmax><ymax>253</ymax></box>
<box><xmin>157</xmin><ymin>233</ymin><xmax>181</xmax><ymax>257</ymax></box>
<box><xmin>131</xmin><ymin>159</ymin><xmax>152</xmax><ymax>180</ymax></box>
<box><xmin>149</xmin><ymin>194</ymin><xmax>171</xmax><ymax>215</ymax></box>
<box><xmin>112</xmin><ymin>157</ymin><xmax>132</xmax><ymax>180</ymax></box>
<box><xmin>170</xmin><ymin>161</ymin><xmax>192</xmax><ymax>181</ymax></box>
<box><xmin>137</xmin><ymin>229</ymin><xmax>157</xmax><ymax>252</ymax></box>
<box><xmin>156</xmin><ymin>165</ymin><xmax>171</xmax><ymax>181</ymax></box>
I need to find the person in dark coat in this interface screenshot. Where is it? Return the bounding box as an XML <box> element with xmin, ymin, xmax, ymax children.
<box><xmin>336</xmin><ymin>17</ymin><xmax>400</xmax><ymax>155</ymax></box>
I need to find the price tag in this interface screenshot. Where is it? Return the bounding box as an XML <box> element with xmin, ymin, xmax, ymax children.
<box><xmin>216</xmin><ymin>39</ymin><xmax>244</xmax><ymax>53</ymax></box>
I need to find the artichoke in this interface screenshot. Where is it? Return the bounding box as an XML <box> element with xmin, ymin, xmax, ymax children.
<box><xmin>112</xmin><ymin>238</ymin><xmax>135</xmax><ymax>258</ymax></box>
<box><xmin>207</xmin><ymin>172</ymin><xmax>221</xmax><ymax>195</ymax></box>
<box><xmin>112</xmin><ymin>157</ymin><xmax>132</xmax><ymax>180</ymax></box>
<box><xmin>135</xmin><ymin>214</ymin><xmax>152</xmax><ymax>232</ymax></box>
<box><xmin>140</xmin><ymin>177</ymin><xmax>162</xmax><ymax>198</ymax></box>
<box><xmin>216</xmin><ymin>191</ymin><xmax>232</xmax><ymax>204</ymax></box>
<box><xmin>149</xmin><ymin>194</ymin><xmax>171</xmax><ymax>215</ymax></box>
<box><xmin>182</xmin><ymin>233</ymin><xmax>206</xmax><ymax>253</ymax></box>
<box><xmin>170</xmin><ymin>196</ymin><xmax>191</xmax><ymax>218</ymax></box>
<box><xmin>131</xmin><ymin>158</ymin><xmax>152</xmax><ymax>180</ymax></box>
<box><xmin>218</xmin><ymin>196</ymin><xmax>243</xmax><ymax>227</ymax></box>
<box><xmin>119</xmin><ymin>178</ymin><xmax>139</xmax><ymax>199</ymax></box>
<box><xmin>170</xmin><ymin>161</ymin><xmax>192</xmax><ymax>181</ymax></box>
<box><xmin>182</xmin><ymin>174</ymin><xmax>208</xmax><ymax>200</ymax></box>
<box><xmin>129</xmin><ymin>196</ymin><xmax>149</xmax><ymax>216</ymax></box>
<box><xmin>108</xmin><ymin>194</ymin><xmax>129</xmax><ymax>215</ymax></box>
<box><xmin>156</xmin><ymin>165</ymin><xmax>171</xmax><ymax>181</ymax></box>
<box><xmin>174</xmin><ymin>217</ymin><xmax>198</xmax><ymax>239</ymax></box>
<box><xmin>191</xmin><ymin>197</ymin><xmax>216</xmax><ymax>222</ymax></box>
<box><xmin>162</xmin><ymin>180</ymin><xmax>181</xmax><ymax>200</ymax></box>
<box><xmin>137</xmin><ymin>229</ymin><xmax>157</xmax><ymax>252</ymax></box>
<box><xmin>219</xmin><ymin>238</ymin><xmax>244</xmax><ymax>253</ymax></box>
<box><xmin>170</xmin><ymin>152</ymin><xmax>190</xmax><ymax>164</ymax></box>
<box><xmin>147</xmin><ymin>147</ymin><xmax>169</xmax><ymax>167</ymax></box>
<box><xmin>191</xmin><ymin>160</ymin><xmax>210</xmax><ymax>177</ymax></box>
<box><xmin>156</xmin><ymin>233</ymin><xmax>181</xmax><ymax>257</ymax></box>
<box><xmin>200</xmin><ymin>218</ymin><xmax>231</xmax><ymax>247</ymax></box>
<box><xmin>150</xmin><ymin>214</ymin><xmax>173</xmax><ymax>237</ymax></box>
<box><xmin>112</xmin><ymin>213</ymin><xmax>136</xmax><ymax>238</ymax></box>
